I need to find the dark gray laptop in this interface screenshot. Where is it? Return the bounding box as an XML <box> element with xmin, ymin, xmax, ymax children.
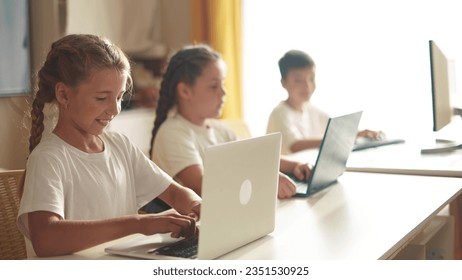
<box><xmin>293</xmin><ymin>111</ymin><xmax>362</xmax><ymax>197</ymax></box>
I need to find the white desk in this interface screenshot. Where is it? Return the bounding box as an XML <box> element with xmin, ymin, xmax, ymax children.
<box><xmin>32</xmin><ymin>172</ymin><xmax>462</xmax><ymax>260</ymax></box>
<box><xmin>346</xmin><ymin>141</ymin><xmax>462</xmax><ymax>177</ymax></box>
<box><xmin>346</xmin><ymin>117</ymin><xmax>462</xmax><ymax>177</ymax></box>
<box><xmin>343</xmin><ymin>137</ymin><xmax>462</xmax><ymax>258</ymax></box>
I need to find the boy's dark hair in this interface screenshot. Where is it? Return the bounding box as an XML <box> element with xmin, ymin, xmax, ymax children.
<box><xmin>278</xmin><ymin>50</ymin><xmax>315</xmax><ymax>80</ymax></box>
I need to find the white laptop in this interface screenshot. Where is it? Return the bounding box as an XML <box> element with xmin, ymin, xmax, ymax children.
<box><xmin>105</xmin><ymin>133</ymin><xmax>281</xmax><ymax>260</ymax></box>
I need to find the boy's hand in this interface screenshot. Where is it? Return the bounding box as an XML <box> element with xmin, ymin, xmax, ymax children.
<box><xmin>357</xmin><ymin>129</ymin><xmax>385</xmax><ymax>140</ymax></box>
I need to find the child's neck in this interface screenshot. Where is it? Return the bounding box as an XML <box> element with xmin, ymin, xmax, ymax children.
<box><xmin>285</xmin><ymin>98</ymin><xmax>305</xmax><ymax>112</ymax></box>
<box><xmin>53</xmin><ymin>122</ymin><xmax>104</xmax><ymax>153</ymax></box>
<box><xmin>178</xmin><ymin>111</ymin><xmax>207</xmax><ymax>128</ymax></box>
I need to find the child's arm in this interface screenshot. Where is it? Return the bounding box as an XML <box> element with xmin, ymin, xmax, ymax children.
<box><xmin>158</xmin><ymin>181</ymin><xmax>202</xmax><ymax>218</ymax></box>
<box><xmin>289</xmin><ymin>139</ymin><xmax>322</xmax><ymax>153</ymax></box>
<box><xmin>28</xmin><ymin>210</ymin><xmax>198</xmax><ymax>258</ymax></box>
<box><xmin>172</xmin><ymin>164</ymin><xmax>204</xmax><ymax>196</ymax></box>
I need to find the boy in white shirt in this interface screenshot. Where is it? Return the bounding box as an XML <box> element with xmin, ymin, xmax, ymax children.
<box><xmin>267</xmin><ymin>50</ymin><xmax>381</xmax><ymax>155</ymax></box>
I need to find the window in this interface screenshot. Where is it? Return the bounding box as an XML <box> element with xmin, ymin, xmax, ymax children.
<box><xmin>242</xmin><ymin>0</ymin><xmax>462</xmax><ymax>137</ymax></box>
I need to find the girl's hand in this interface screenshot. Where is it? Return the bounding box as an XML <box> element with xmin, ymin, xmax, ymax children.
<box><xmin>277</xmin><ymin>173</ymin><xmax>297</xmax><ymax>199</ymax></box>
<box><xmin>293</xmin><ymin>163</ymin><xmax>312</xmax><ymax>182</ymax></box>
<box><xmin>139</xmin><ymin>212</ymin><xmax>198</xmax><ymax>239</ymax></box>
<box><xmin>188</xmin><ymin>202</ymin><xmax>201</xmax><ymax>221</ymax></box>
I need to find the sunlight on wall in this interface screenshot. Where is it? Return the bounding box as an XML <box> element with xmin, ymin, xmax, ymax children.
<box><xmin>242</xmin><ymin>0</ymin><xmax>462</xmax><ymax>139</ymax></box>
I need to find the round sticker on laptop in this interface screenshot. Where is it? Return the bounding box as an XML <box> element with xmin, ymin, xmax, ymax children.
<box><xmin>239</xmin><ymin>179</ymin><xmax>252</xmax><ymax>205</ymax></box>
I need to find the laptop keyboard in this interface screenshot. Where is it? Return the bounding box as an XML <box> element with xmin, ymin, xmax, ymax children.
<box><xmin>287</xmin><ymin>174</ymin><xmax>308</xmax><ymax>194</ymax></box>
<box><xmin>352</xmin><ymin>138</ymin><xmax>405</xmax><ymax>152</ymax></box>
<box><xmin>150</xmin><ymin>237</ymin><xmax>198</xmax><ymax>259</ymax></box>
<box><xmin>295</xmin><ymin>181</ymin><xmax>308</xmax><ymax>194</ymax></box>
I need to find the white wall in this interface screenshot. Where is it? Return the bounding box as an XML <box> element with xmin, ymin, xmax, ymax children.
<box><xmin>160</xmin><ymin>0</ymin><xmax>191</xmax><ymax>51</ymax></box>
<box><xmin>242</xmin><ymin>0</ymin><xmax>462</xmax><ymax>139</ymax></box>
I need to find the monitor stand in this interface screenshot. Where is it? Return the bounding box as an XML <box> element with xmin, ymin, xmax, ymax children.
<box><xmin>420</xmin><ymin>115</ymin><xmax>462</xmax><ymax>154</ymax></box>
<box><xmin>454</xmin><ymin>107</ymin><xmax>462</xmax><ymax>118</ymax></box>
<box><xmin>420</xmin><ymin>139</ymin><xmax>462</xmax><ymax>154</ymax></box>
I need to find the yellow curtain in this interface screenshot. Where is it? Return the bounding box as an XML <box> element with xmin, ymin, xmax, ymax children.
<box><xmin>190</xmin><ymin>0</ymin><xmax>242</xmax><ymax>120</ymax></box>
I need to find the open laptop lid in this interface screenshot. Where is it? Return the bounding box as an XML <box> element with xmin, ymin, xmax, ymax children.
<box><xmin>105</xmin><ymin>133</ymin><xmax>281</xmax><ymax>260</ymax></box>
<box><xmin>198</xmin><ymin>133</ymin><xmax>281</xmax><ymax>259</ymax></box>
<box><xmin>295</xmin><ymin>111</ymin><xmax>362</xmax><ymax>197</ymax></box>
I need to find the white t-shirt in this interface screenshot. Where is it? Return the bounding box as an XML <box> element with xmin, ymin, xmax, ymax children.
<box><xmin>267</xmin><ymin>101</ymin><xmax>330</xmax><ymax>155</ymax></box>
<box><xmin>152</xmin><ymin>114</ymin><xmax>238</xmax><ymax>177</ymax></box>
<box><xmin>17</xmin><ymin>130</ymin><xmax>172</xmax><ymax>239</ymax></box>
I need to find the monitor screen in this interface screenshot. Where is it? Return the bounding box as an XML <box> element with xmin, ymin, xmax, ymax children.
<box><xmin>429</xmin><ymin>40</ymin><xmax>452</xmax><ymax>131</ymax></box>
<box><xmin>0</xmin><ymin>0</ymin><xmax>31</xmax><ymax>96</ymax></box>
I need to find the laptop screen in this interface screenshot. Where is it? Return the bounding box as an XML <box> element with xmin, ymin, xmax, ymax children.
<box><xmin>308</xmin><ymin>111</ymin><xmax>363</xmax><ymax>194</ymax></box>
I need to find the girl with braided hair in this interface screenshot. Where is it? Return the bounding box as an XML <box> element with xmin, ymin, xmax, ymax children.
<box><xmin>149</xmin><ymin>44</ymin><xmax>312</xmax><ymax>204</ymax></box>
<box><xmin>17</xmin><ymin>34</ymin><xmax>201</xmax><ymax>257</ymax></box>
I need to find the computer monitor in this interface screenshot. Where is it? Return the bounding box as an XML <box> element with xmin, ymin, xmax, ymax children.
<box><xmin>421</xmin><ymin>40</ymin><xmax>461</xmax><ymax>154</ymax></box>
<box><xmin>429</xmin><ymin>40</ymin><xmax>453</xmax><ymax>132</ymax></box>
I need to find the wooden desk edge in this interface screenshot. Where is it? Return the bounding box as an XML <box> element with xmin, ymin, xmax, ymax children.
<box><xmin>450</xmin><ymin>189</ymin><xmax>462</xmax><ymax>259</ymax></box>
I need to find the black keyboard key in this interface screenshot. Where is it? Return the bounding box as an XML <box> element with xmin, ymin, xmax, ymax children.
<box><xmin>150</xmin><ymin>237</ymin><xmax>198</xmax><ymax>259</ymax></box>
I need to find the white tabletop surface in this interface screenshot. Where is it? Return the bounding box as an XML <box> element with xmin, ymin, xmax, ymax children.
<box><xmin>346</xmin><ymin>140</ymin><xmax>462</xmax><ymax>177</ymax></box>
<box><xmin>345</xmin><ymin>117</ymin><xmax>462</xmax><ymax>177</ymax></box>
<box><xmin>31</xmin><ymin>172</ymin><xmax>462</xmax><ymax>260</ymax></box>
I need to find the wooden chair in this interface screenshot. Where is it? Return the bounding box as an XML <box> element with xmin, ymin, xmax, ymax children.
<box><xmin>0</xmin><ymin>170</ymin><xmax>27</xmax><ymax>259</ymax></box>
